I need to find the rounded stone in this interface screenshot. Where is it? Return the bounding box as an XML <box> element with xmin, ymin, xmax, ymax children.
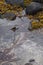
<box><xmin>3</xmin><ymin>12</ymin><xmax>16</xmax><ymax>20</ymax></box>
<box><xmin>25</xmin><ymin>2</ymin><xmax>42</xmax><ymax>15</ymax></box>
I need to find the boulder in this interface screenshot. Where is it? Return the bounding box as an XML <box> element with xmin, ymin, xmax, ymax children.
<box><xmin>5</xmin><ymin>0</ymin><xmax>24</xmax><ymax>5</ymax></box>
<box><xmin>25</xmin><ymin>2</ymin><xmax>42</xmax><ymax>15</ymax></box>
<box><xmin>3</xmin><ymin>12</ymin><xmax>16</xmax><ymax>20</ymax></box>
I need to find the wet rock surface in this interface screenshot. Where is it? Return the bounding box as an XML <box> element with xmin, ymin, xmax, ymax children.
<box><xmin>0</xmin><ymin>16</ymin><xmax>43</xmax><ymax>65</ymax></box>
<box><xmin>0</xmin><ymin>0</ymin><xmax>43</xmax><ymax>65</ymax></box>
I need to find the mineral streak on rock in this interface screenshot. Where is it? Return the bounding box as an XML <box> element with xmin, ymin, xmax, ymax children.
<box><xmin>0</xmin><ymin>51</ymin><xmax>14</xmax><ymax>61</ymax></box>
<box><xmin>0</xmin><ymin>45</ymin><xmax>15</xmax><ymax>64</ymax></box>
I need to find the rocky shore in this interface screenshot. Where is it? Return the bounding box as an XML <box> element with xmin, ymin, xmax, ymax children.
<box><xmin>0</xmin><ymin>0</ymin><xmax>43</xmax><ymax>65</ymax></box>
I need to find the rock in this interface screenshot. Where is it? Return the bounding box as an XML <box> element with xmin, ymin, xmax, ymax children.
<box><xmin>33</xmin><ymin>0</ymin><xmax>43</xmax><ymax>3</ymax></box>
<box><xmin>5</xmin><ymin>0</ymin><xmax>24</xmax><ymax>5</ymax></box>
<box><xmin>11</xmin><ymin>26</ymin><xmax>19</xmax><ymax>32</ymax></box>
<box><xmin>25</xmin><ymin>2</ymin><xmax>42</xmax><ymax>15</ymax></box>
<box><xmin>0</xmin><ymin>14</ymin><xmax>3</xmax><ymax>19</ymax></box>
<box><xmin>0</xmin><ymin>14</ymin><xmax>2</xmax><ymax>18</ymax></box>
<box><xmin>3</xmin><ymin>12</ymin><xmax>16</xmax><ymax>20</ymax></box>
<box><xmin>25</xmin><ymin>59</ymin><xmax>35</xmax><ymax>65</ymax></box>
<box><xmin>29</xmin><ymin>59</ymin><xmax>35</xmax><ymax>62</ymax></box>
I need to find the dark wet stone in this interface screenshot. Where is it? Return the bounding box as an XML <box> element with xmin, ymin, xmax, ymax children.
<box><xmin>26</xmin><ymin>2</ymin><xmax>42</xmax><ymax>15</ymax></box>
<box><xmin>0</xmin><ymin>14</ymin><xmax>2</xmax><ymax>18</ymax></box>
<box><xmin>11</xmin><ymin>26</ymin><xmax>19</xmax><ymax>32</ymax></box>
<box><xmin>3</xmin><ymin>12</ymin><xmax>16</xmax><ymax>20</ymax></box>
<box><xmin>2</xmin><ymin>62</ymin><xmax>12</xmax><ymax>65</ymax></box>
<box><xmin>33</xmin><ymin>0</ymin><xmax>43</xmax><ymax>3</ymax></box>
<box><xmin>0</xmin><ymin>14</ymin><xmax>3</xmax><ymax>19</ymax></box>
<box><xmin>29</xmin><ymin>59</ymin><xmax>35</xmax><ymax>62</ymax></box>
<box><xmin>5</xmin><ymin>0</ymin><xmax>24</xmax><ymax>5</ymax></box>
<box><xmin>25</xmin><ymin>63</ymin><xmax>32</xmax><ymax>65</ymax></box>
<box><xmin>10</xmin><ymin>16</ymin><xmax>16</xmax><ymax>21</ymax></box>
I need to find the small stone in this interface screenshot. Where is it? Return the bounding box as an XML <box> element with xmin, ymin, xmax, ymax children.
<box><xmin>29</xmin><ymin>59</ymin><xmax>35</xmax><ymax>62</ymax></box>
<box><xmin>0</xmin><ymin>14</ymin><xmax>3</xmax><ymax>19</ymax></box>
<box><xmin>3</xmin><ymin>12</ymin><xmax>16</xmax><ymax>20</ymax></box>
<box><xmin>11</xmin><ymin>26</ymin><xmax>19</xmax><ymax>32</ymax></box>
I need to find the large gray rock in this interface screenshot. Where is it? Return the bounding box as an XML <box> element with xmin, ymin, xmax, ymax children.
<box><xmin>25</xmin><ymin>2</ymin><xmax>42</xmax><ymax>15</ymax></box>
<box><xmin>5</xmin><ymin>0</ymin><xmax>24</xmax><ymax>5</ymax></box>
<box><xmin>3</xmin><ymin>12</ymin><xmax>16</xmax><ymax>20</ymax></box>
